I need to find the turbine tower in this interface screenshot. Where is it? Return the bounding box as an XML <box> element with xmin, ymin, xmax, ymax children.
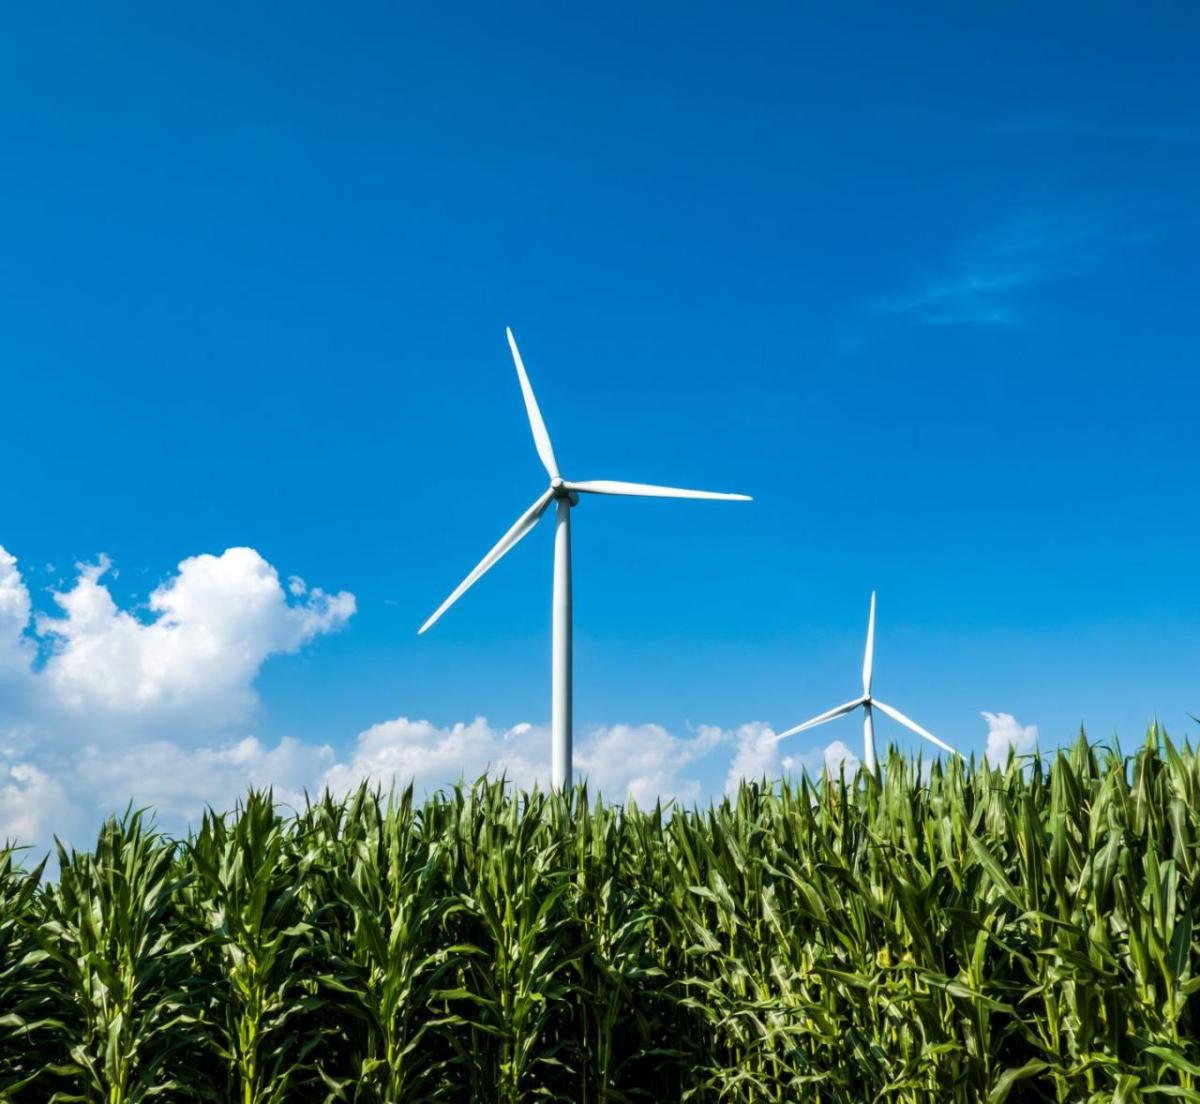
<box><xmin>420</xmin><ymin>327</ymin><xmax>751</xmax><ymax>790</ymax></box>
<box><xmin>768</xmin><ymin>592</ymin><xmax>961</xmax><ymax>773</ymax></box>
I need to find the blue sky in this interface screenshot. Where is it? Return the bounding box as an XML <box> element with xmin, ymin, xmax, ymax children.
<box><xmin>1</xmin><ymin>4</ymin><xmax>1198</xmax><ymax>842</ymax></box>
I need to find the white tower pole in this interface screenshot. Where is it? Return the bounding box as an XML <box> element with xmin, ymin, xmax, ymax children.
<box><xmin>551</xmin><ymin>495</ymin><xmax>573</xmax><ymax>790</ymax></box>
<box><xmin>862</xmin><ymin>701</ymin><xmax>877</xmax><ymax>775</ymax></box>
<box><xmin>862</xmin><ymin>591</ymin><xmax>877</xmax><ymax>776</ymax></box>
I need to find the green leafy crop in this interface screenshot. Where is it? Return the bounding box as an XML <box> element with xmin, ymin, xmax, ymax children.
<box><xmin>4</xmin><ymin>726</ymin><xmax>1200</xmax><ymax>1102</ymax></box>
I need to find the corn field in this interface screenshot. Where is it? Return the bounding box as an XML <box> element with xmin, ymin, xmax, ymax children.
<box><xmin>4</xmin><ymin>728</ymin><xmax>1200</xmax><ymax>1102</ymax></box>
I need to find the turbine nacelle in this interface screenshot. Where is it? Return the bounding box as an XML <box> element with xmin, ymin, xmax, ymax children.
<box><xmin>548</xmin><ymin>477</ymin><xmax>580</xmax><ymax>506</ymax></box>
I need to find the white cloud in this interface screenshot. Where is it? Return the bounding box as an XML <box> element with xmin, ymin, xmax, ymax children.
<box><xmin>35</xmin><ymin>547</ymin><xmax>354</xmax><ymax>726</ymax></box>
<box><xmin>0</xmin><ymin>547</ymin><xmax>33</xmax><ymax>675</ymax></box>
<box><xmin>0</xmin><ymin>713</ymin><xmax>737</xmax><ymax>852</ymax></box>
<box><xmin>323</xmin><ymin>716</ymin><xmax>725</xmax><ymax>807</ymax></box>
<box><xmin>876</xmin><ymin>213</ymin><xmax>1133</xmax><ymax>327</ymax></box>
<box><xmin>723</xmin><ymin>724</ymin><xmax>867</xmax><ymax>794</ymax></box>
<box><xmin>780</xmin><ymin>738</ymin><xmax>862</xmax><ymax>779</ymax></box>
<box><xmin>79</xmin><ymin>736</ymin><xmax>336</xmax><ymax>825</ymax></box>
<box><xmin>0</xmin><ymin>704</ymin><xmax>927</xmax><ymax>857</ymax></box>
<box><xmin>982</xmin><ymin>711</ymin><xmax>1038</xmax><ymax>765</ymax></box>
<box><xmin>0</xmin><ymin>542</ymin><xmax>356</xmax><ymax>851</ymax></box>
<box><xmin>0</xmin><ymin>760</ymin><xmax>69</xmax><ymax>848</ymax></box>
<box><xmin>723</xmin><ymin>722</ymin><xmax>779</xmax><ymax>794</ymax></box>
<box><xmin>818</xmin><ymin>739</ymin><xmax>861</xmax><ymax>775</ymax></box>
<box><xmin>577</xmin><ymin>722</ymin><xmax>724</xmax><ymax>806</ymax></box>
<box><xmin>0</xmin><ymin>734</ymin><xmax>338</xmax><ymax>853</ymax></box>
<box><xmin>322</xmin><ymin>716</ymin><xmax>547</xmax><ymax>796</ymax></box>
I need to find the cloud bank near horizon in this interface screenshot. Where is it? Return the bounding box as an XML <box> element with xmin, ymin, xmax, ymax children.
<box><xmin>0</xmin><ymin>542</ymin><xmax>1020</xmax><ymax>856</ymax></box>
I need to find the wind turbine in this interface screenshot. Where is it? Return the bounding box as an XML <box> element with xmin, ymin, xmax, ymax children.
<box><xmin>768</xmin><ymin>592</ymin><xmax>961</xmax><ymax>773</ymax></box>
<box><xmin>420</xmin><ymin>327</ymin><xmax>751</xmax><ymax>790</ymax></box>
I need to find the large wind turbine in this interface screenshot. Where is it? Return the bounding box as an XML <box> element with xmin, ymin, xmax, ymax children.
<box><xmin>768</xmin><ymin>593</ymin><xmax>961</xmax><ymax>773</ymax></box>
<box><xmin>420</xmin><ymin>327</ymin><xmax>751</xmax><ymax>790</ymax></box>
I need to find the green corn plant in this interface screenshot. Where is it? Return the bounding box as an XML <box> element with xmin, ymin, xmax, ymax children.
<box><xmin>307</xmin><ymin>784</ymin><xmax>467</xmax><ymax>1102</ymax></box>
<box><xmin>34</xmin><ymin>811</ymin><xmax>203</xmax><ymax>1103</ymax></box>
<box><xmin>615</xmin><ymin>795</ymin><xmax>699</xmax><ymax>1102</ymax></box>
<box><xmin>182</xmin><ymin>790</ymin><xmax>329</xmax><ymax>1104</ymax></box>
<box><xmin>553</xmin><ymin>787</ymin><xmax>666</xmax><ymax>1104</ymax></box>
<box><xmin>0</xmin><ymin>847</ymin><xmax>51</xmax><ymax>1101</ymax></box>
<box><xmin>4</xmin><ymin>729</ymin><xmax>1200</xmax><ymax>1102</ymax></box>
<box><xmin>436</xmin><ymin>780</ymin><xmax>583</xmax><ymax>1103</ymax></box>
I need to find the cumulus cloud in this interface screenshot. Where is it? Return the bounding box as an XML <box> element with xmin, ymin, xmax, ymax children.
<box><xmin>0</xmin><ymin>735</ymin><xmax>337</xmax><ymax>851</ymax></box>
<box><xmin>982</xmin><ymin>711</ymin><xmax>1038</xmax><ymax>766</ymax></box>
<box><xmin>577</xmin><ymin>722</ymin><xmax>724</xmax><ymax>806</ymax></box>
<box><xmin>79</xmin><ymin>736</ymin><xmax>337</xmax><ymax>825</ymax></box>
<box><xmin>780</xmin><ymin>738</ymin><xmax>861</xmax><ymax>779</ymax></box>
<box><xmin>813</xmin><ymin>740</ymin><xmax>861</xmax><ymax>775</ymax></box>
<box><xmin>0</xmin><ymin>541</ymin><xmax>356</xmax><ymax>849</ymax></box>
<box><xmin>1</xmin><ymin>713</ymin><xmax>737</xmax><ymax>852</ymax></box>
<box><xmin>0</xmin><ymin>703</ymin><xmax>884</xmax><ymax>855</ymax></box>
<box><xmin>723</xmin><ymin>724</ymin><xmax>865</xmax><ymax>793</ymax></box>
<box><xmin>324</xmin><ymin>716</ymin><xmax>725</xmax><ymax>807</ymax></box>
<box><xmin>323</xmin><ymin>716</ymin><xmax>547</xmax><ymax>796</ymax></box>
<box><xmin>35</xmin><ymin>548</ymin><xmax>354</xmax><ymax>725</ymax></box>
<box><xmin>0</xmin><ymin>760</ymin><xmax>69</xmax><ymax>848</ymax></box>
<box><xmin>724</xmin><ymin>722</ymin><xmax>780</xmax><ymax>794</ymax></box>
<box><xmin>0</xmin><ymin>547</ymin><xmax>33</xmax><ymax>676</ymax></box>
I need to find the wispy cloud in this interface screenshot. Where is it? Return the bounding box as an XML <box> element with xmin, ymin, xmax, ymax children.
<box><xmin>874</xmin><ymin>213</ymin><xmax>1137</xmax><ymax>328</ymax></box>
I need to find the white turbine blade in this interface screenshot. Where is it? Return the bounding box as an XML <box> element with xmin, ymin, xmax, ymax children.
<box><xmin>862</xmin><ymin>591</ymin><xmax>876</xmax><ymax>697</ymax></box>
<box><xmin>506</xmin><ymin>327</ymin><xmax>559</xmax><ymax>479</ymax></box>
<box><xmin>872</xmin><ymin>699</ymin><xmax>963</xmax><ymax>758</ymax></box>
<box><xmin>564</xmin><ymin>479</ymin><xmax>751</xmax><ymax>502</ymax></box>
<box><xmin>419</xmin><ymin>488</ymin><xmax>554</xmax><ymax>634</ymax></box>
<box><xmin>768</xmin><ymin>697</ymin><xmax>863</xmax><ymax>744</ymax></box>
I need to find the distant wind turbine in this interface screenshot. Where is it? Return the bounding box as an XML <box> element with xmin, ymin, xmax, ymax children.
<box><xmin>769</xmin><ymin>592</ymin><xmax>961</xmax><ymax>773</ymax></box>
<box><xmin>420</xmin><ymin>327</ymin><xmax>752</xmax><ymax>790</ymax></box>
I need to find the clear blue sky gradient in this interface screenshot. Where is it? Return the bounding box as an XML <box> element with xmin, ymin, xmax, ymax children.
<box><xmin>1</xmin><ymin>4</ymin><xmax>1198</xmax><ymax>772</ymax></box>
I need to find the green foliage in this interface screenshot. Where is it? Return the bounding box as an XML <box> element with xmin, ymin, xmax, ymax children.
<box><xmin>34</xmin><ymin>811</ymin><xmax>205</xmax><ymax>1102</ymax></box>
<box><xmin>182</xmin><ymin>790</ymin><xmax>331</xmax><ymax>1103</ymax></box>
<box><xmin>0</xmin><ymin>846</ymin><xmax>50</xmax><ymax>1099</ymax></box>
<box><xmin>5</xmin><ymin>727</ymin><xmax>1200</xmax><ymax>1101</ymax></box>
